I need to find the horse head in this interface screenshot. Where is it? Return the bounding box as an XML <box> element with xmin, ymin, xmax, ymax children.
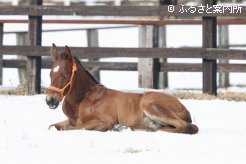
<box><xmin>46</xmin><ymin>43</ymin><xmax>77</xmax><ymax>109</ymax></box>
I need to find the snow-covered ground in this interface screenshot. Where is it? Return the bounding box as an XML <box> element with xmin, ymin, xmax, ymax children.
<box><xmin>0</xmin><ymin>94</ymin><xmax>246</xmax><ymax>164</ymax></box>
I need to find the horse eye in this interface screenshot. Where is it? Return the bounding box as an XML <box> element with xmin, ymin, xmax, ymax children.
<box><xmin>63</xmin><ymin>75</ymin><xmax>67</xmax><ymax>79</ymax></box>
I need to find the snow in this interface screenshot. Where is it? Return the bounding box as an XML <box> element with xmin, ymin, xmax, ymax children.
<box><xmin>1</xmin><ymin>94</ymin><xmax>246</xmax><ymax>164</ymax></box>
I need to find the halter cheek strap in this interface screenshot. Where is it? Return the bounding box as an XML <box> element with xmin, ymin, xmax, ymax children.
<box><xmin>48</xmin><ymin>62</ymin><xmax>77</xmax><ymax>100</ymax></box>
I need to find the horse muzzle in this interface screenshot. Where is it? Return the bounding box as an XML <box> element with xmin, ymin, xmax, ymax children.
<box><xmin>46</xmin><ymin>96</ymin><xmax>60</xmax><ymax>109</ymax></box>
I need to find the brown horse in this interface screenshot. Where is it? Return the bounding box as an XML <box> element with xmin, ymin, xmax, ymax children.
<box><xmin>46</xmin><ymin>44</ymin><xmax>198</xmax><ymax>134</ymax></box>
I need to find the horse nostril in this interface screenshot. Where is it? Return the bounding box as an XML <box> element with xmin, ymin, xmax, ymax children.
<box><xmin>46</xmin><ymin>96</ymin><xmax>54</xmax><ymax>105</ymax></box>
<box><xmin>46</xmin><ymin>96</ymin><xmax>59</xmax><ymax>109</ymax></box>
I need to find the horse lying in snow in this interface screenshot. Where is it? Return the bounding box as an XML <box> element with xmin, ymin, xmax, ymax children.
<box><xmin>46</xmin><ymin>44</ymin><xmax>198</xmax><ymax>134</ymax></box>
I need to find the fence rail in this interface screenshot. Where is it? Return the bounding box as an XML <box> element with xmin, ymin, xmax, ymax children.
<box><xmin>1</xmin><ymin>19</ymin><xmax>246</xmax><ymax>25</ymax></box>
<box><xmin>1</xmin><ymin>46</ymin><xmax>246</xmax><ymax>59</ymax></box>
<box><xmin>3</xmin><ymin>59</ymin><xmax>246</xmax><ymax>73</ymax></box>
<box><xmin>0</xmin><ymin>5</ymin><xmax>245</xmax><ymax>17</ymax></box>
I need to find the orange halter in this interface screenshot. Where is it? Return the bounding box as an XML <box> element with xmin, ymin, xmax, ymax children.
<box><xmin>48</xmin><ymin>62</ymin><xmax>77</xmax><ymax>100</ymax></box>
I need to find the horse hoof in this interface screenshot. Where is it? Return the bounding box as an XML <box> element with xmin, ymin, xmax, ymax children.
<box><xmin>112</xmin><ymin>124</ymin><xmax>132</xmax><ymax>132</ymax></box>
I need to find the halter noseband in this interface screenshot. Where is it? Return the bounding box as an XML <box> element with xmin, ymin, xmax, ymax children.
<box><xmin>48</xmin><ymin>62</ymin><xmax>77</xmax><ymax>100</ymax></box>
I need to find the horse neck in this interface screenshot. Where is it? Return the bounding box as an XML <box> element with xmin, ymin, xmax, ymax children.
<box><xmin>66</xmin><ymin>61</ymin><xmax>98</xmax><ymax>103</ymax></box>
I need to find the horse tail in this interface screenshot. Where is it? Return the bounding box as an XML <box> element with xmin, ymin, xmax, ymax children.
<box><xmin>185</xmin><ymin>110</ymin><xmax>199</xmax><ymax>134</ymax></box>
<box><xmin>186</xmin><ymin>123</ymin><xmax>199</xmax><ymax>134</ymax></box>
<box><xmin>186</xmin><ymin>111</ymin><xmax>192</xmax><ymax>123</ymax></box>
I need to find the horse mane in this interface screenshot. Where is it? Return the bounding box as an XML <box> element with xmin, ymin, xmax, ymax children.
<box><xmin>73</xmin><ymin>56</ymin><xmax>100</xmax><ymax>85</ymax></box>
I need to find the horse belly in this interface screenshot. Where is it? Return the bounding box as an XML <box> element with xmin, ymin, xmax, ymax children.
<box><xmin>118</xmin><ymin>112</ymin><xmax>143</xmax><ymax>128</ymax></box>
<box><xmin>117</xmin><ymin>95</ymin><xmax>144</xmax><ymax>128</ymax></box>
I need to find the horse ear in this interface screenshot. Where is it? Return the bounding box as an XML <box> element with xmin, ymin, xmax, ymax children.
<box><xmin>64</xmin><ymin>45</ymin><xmax>73</xmax><ymax>61</ymax></box>
<box><xmin>50</xmin><ymin>43</ymin><xmax>59</xmax><ymax>61</ymax></box>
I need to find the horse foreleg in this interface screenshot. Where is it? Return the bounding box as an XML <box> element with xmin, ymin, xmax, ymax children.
<box><xmin>68</xmin><ymin>119</ymin><xmax>112</xmax><ymax>131</ymax></box>
<box><xmin>49</xmin><ymin>119</ymin><xmax>73</xmax><ymax>130</ymax></box>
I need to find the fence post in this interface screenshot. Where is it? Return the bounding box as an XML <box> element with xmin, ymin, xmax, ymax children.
<box><xmin>138</xmin><ymin>25</ymin><xmax>159</xmax><ymax>89</ymax></box>
<box><xmin>16</xmin><ymin>32</ymin><xmax>29</xmax><ymax>87</ymax></box>
<box><xmin>202</xmin><ymin>0</ymin><xmax>217</xmax><ymax>95</ymax></box>
<box><xmin>158</xmin><ymin>25</ymin><xmax>168</xmax><ymax>89</ymax></box>
<box><xmin>0</xmin><ymin>23</ymin><xmax>3</xmax><ymax>85</ymax></box>
<box><xmin>87</xmin><ymin>29</ymin><xmax>100</xmax><ymax>81</ymax></box>
<box><xmin>218</xmin><ymin>25</ymin><xmax>229</xmax><ymax>87</ymax></box>
<box><xmin>27</xmin><ymin>0</ymin><xmax>42</xmax><ymax>94</ymax></box>
<box><xmin>158</xmin><ymin>0</ymin><xmax>169</xmax><ymax>89</ymax></box>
